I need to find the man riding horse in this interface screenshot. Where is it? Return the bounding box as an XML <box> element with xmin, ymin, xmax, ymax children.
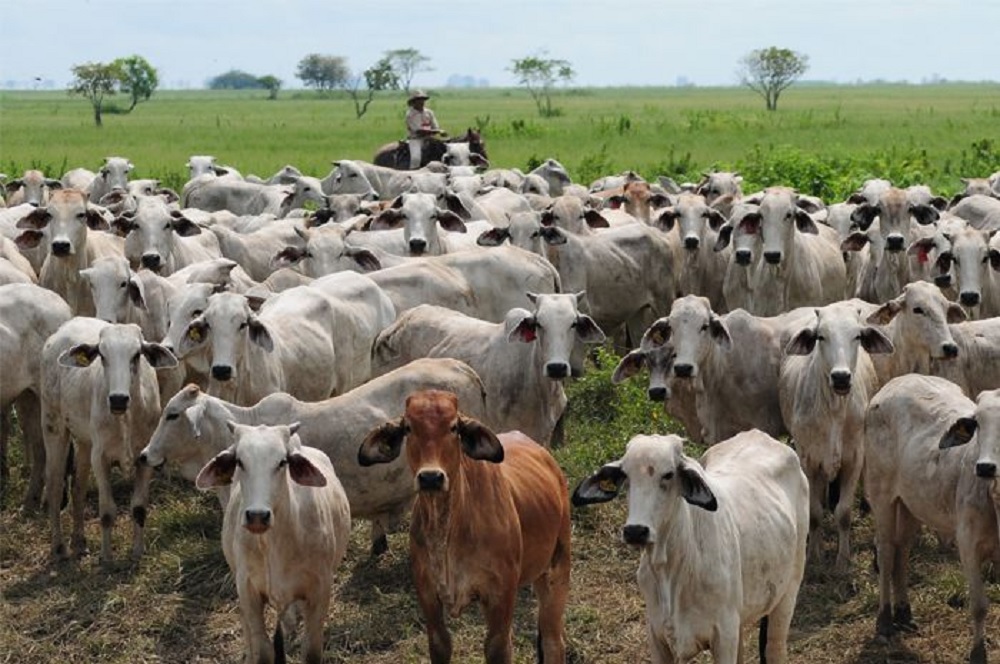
<box><xmin>373</xmin><ymin>90</ymin><xmax>488</xmax><ymax>170</ymax></box>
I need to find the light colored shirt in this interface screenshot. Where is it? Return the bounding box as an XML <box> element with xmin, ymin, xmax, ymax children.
<box><xmin>406</xmin><ymin>107</ymin><xmax>439</xmax><ymax>139</ymax></box>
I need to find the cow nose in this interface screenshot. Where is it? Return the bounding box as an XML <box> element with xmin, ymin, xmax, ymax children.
<box><xmin>830</xmin><ymin>371</ymin><xmax>852</xmax><ymax>394</ymax></box>
<box><xmin>51</xmin><ymin>240</ymin><xmax>71</xmax><ymax>256</ymax></box>
<box><xmin>141</xmin><ymin>253</ymin><xmax>162</xmax><ymax>270</ymax></box>
<box><xmin>684</xmin><ymin>236</ymin><xmax>700</xmax><ymax>250</ymax></box>
<box><xmin>648</xmin><ymin>386</ymin><xmax>668</xmax><ymax>402</ymax></box>
<box><xmin>212</xmin><ymin>365</ymin><xmax>233</xmax><ymax>381</ymax></box>
<box><xmin>409</xmin><ymin>238</ymin><xmax>427</xmax><ymax>255</ymax></box>
<box><xmin>673</xmin><ymin>363</ymin><xmax>693</xmax><ymax>378</ymax></box>
<box><xmin>960</xmin><ymin>291</ymin><xmax>981</xmax><ymax>307</ymax></box>
<box><xmin>735</xmin><ymin>250</ymin><xmax>752</xmax><ymax>266</ymax></box>
<box><xmin>934</xmin><ymin>274</ymin><xmax>953</xmax><ymax>288</ymax></box>
<box><xmin>545</xmin><ymin>362</ymin><xmax>569</xmax><ymax>379</ymax></box>
<box><xmin>764</xmin><ymin>251</ymin><xmax>781</xmax><ymax>265</ymax></box>
<box><xmin>885</xmin><ymin>236</ymin><xmax>905</xmax><ymax>252</ymax></box>
<box><xmin>137</xmin><ymin>451</ymin><xmax>149</xmax><ymax>466</ymax></box>
<box><xmin>108</xmin><ymin>393</ymin><xmax>130</xmax><ymax>413</ymax></box>
<box><xmin>942</xmin><ymin>343</ymin><xmax>959</xmax><ymax>359</ymax></box>
<box><xmin>622</xmin><ymin>524</ymin><xmax>650</xmax><ymax>546</ymax></box>
<box><xmin>417</xmin><ymin>470</ymin><xmax>446</xmax><ymax>491</ymax></box>
<box><xmin>244</xmin><ymin>509</ymin><xmax>271</xmax><ymax>532</ymax></box>
<box><xmin>975</xmin><ymin>462</ymin><xmax>997</xmax><ymax>478</ymax></box>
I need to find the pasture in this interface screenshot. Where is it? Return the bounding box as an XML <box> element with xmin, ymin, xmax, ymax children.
<box><xmin>1</xmin><ymin>84</ymin><xmax>999</xmax><ymax>663</ymax></box>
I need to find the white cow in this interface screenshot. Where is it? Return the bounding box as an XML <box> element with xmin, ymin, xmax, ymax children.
<box><xmin>741</xmin><ymin>188</ymin><xmax>846</xmax><ymax>316</ymax></box>
<box><xmin>14</xmin><ymin>189</ymin><xmax>124</xmax><ymax>315</ymax></box>
<box><xmin>113</xmin><ymin>196</ymin><xmax>222</xmax><ymax>275</ymax></box>
<box><xmin>938</xmin><ymin>226</ymin><xmax>1000</xmax><ymax>318</ymax></box>
<box><xmin>371</xmin><ymin>294</ymin><xmax>605</xmax><ymax>445</ymax></box>
<box><xmin>209</xmin><ymin>221</ymin><xmax>306</xmax><ymax>282</ymax></box>
<box><xmin>950</xmin><ymin>194</ymin><xmax>1000</xmax><ymax>230</ymax></box>
<box><xmin>930</xmin><ymin>316</ymin><xmax>1000</xmax><ymax>399</ymax></box>
<box><xmin>864</xmin><ymin>375</ymin><xmax>999</xmax><ymax>663</ymax></box>
<box><xmin>195</xmin><ymin>423</ymin><xmax>350</xmax><ymax>664</ymax></box>
<box><xmin>0</xmin><ymin>236</ymin><xmax>37</xmax><ymax>285</ymax></box>
<box><xmin>349</xmin><ymin>191</ymin><xmax>485</xmax><ymax>257</ymax></box>
<box><xmin>269</xmin><ymin>224</ymin><xmax>384</xmax><ymax>277</ymax></box>
<box><xmin>5</xmin><ymin>169</ymin><xmax>62</xmax><ymax>207</ymax></box>
<box><xmin>695</xmin><ymin>171</ymin><xmax>744</xmax><ymax>212</ymax></box>
<box><xmin>40</xmin><ymin>319</ymin><xmax>175</xmax><ymax>561</ymax></box>
<box><xmin>87</xmin><ymin>157</ymin><xmax>134</xmax><ymax>203</ymax></box>
<box><xmin>0</xmin><ymin>284</ymin><xmax>73</xmax><ymax>510</ymax></box>
<box><xmin>714</xmin><ymin>202</ymin><xmax>761</xmax><ymax>312</ymax></box>
<box><xmin>184</xmin><ymin>177</ymin><xmax>324</xmax><ymax>218</ymax></box>
<box><xmin>780</xmin><ymin>301</ymin><xmax>894</xmax><ymax>570</ymax></box>
<box><xmin>573</xmin><ymin>431</ymin><xmax>808</xmax><ymax>664</ymax></box>
<box><xmin>655</xmin><ymin>193</ymin><xmax>730</xmax><ymax>310</ymax></box>
<box><xmin>137</xmin><ymin>358</ymin><xmax>488</xmax><ymax>555</ymax></box>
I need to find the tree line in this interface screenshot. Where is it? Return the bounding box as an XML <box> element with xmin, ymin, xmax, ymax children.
<box><xmin>66</xmin><ymin>47</ymin><xmax>809</xmax><ymax>127</ymax></box>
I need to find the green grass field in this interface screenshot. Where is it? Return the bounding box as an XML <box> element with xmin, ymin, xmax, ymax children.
<box><xmin>2</xmin><ymin>83</ymin><xmax>998</xmax><ymax>198</ymax></box>
<box><xmin>1</xmin><ymin>84</ymin><xmax>999</xmax><ymax>663</ymax></box>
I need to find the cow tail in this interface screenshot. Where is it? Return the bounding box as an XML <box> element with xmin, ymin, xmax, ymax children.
<box><xmin>758</xmin><ymin>615</ymin><xmax>769</xmax><ymax>664</ymax></box>
<box><xmin>273</xmin><ymin>622</ymin><xmax>286</xmax><ymax>664</ymax></box>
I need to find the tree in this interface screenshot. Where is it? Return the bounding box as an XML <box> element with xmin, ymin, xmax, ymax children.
<box><xmin>345</xmin><ymin>57</ymin><xmax>400</xmax><ymax>119</ymax></box>
<box><xmin>385</xmin><ymin>48</ymin><xmax>432</xmax><ymax>93</ymax></box>
<box><xmin>258</xmin><ymin>75</ymin><xmax>282</xmax><ymax>100</ymax></box>
<box><xmin>737</xmin><ymin>47</ymin><xmax>809</xmax><ymax>111</ymax></box>
<box><xmin>68</xmin><ymin>62</ymin><xmax>120</xmax><ymax>127</ymax></box>
<box><xmin>207</xmin><ymin>69</ymin><xmax>264</xmax><ymax>90</ymax></box>
<box><xmin>296</xmin><ymin>54</ymin><xmax>350</xmax><ymax>92</ymax></box>
<box><xmin>509</xmin><ymin>53</ymin><xmax>575</xmax><ymax>117</ymax></box>
<box><xmin>113</xmin><ymin>55</ymin><xmax>158</xmax><ymax>112</ymax></box>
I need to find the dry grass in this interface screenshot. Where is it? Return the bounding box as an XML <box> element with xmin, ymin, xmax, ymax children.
<box><xmin>1</xmin><ymin>416</ymin><xmax>997</xmax><ymax>664</ymax></box>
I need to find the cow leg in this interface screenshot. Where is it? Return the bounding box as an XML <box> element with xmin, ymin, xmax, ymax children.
<box><xmin>482</xmin><ymin>592</ymin><xmax>515</xmax><ymax>664</ymax></box>
<box><xmin>891</xmin><ymin>505</ymin><xmax>919</xmax><ymax>631</ymax></box>
<box><xmin>69</xmin><ymin>439</ymin><xmax>93</xmax><ymax>558</ymax></box>
<box><xmin>958</xmin><ymin>525</ymin><xmax>989</xmax><ymax>664</ymax></box>
<box><xmin>238</xmin><ymin>580</ymin><xmax>271</xmax><ymax>664</ymax></box>
<box><xmin>870</xmin><ymin>495</ymin><xmax>897</xmax><ymax>638</ymax></box>
<box><xmin>130</xmin><ymin>462</ymin><xmax>153</xmax><ymax>561</ymax></box>
<box><xmin>15</xmin><ymin>392</ymin><xmax>45</xmax><ymax>512</ymax></box>
<box><xmin>647</xmin><ymin>623</ymin><xmax>676</xmax><ymax>664</ymax></box>
<box><xmin>709</xmin><ymin>616</ymin><xmax>741</xmax><ymax>664</ymax></box>
<box><xmin>413</xmin><ymin>564</ymin><xmax>451</xmax><ymax>664</ymax></box>
<box><xmin>805</xmin><ymin>466</ymin><xmax>826</xmax><ymax>564</ymax></box>
<box><xmin>370</xmin><ymin>517</ymin><xmax>388</xmax><ymax>557</ymax></box>
<box><xmin>301</xmin><ymin>590</ymin><xmax>330</xmax><ymax>664</ymax></box>
<box><xmin>43</xmin><ymin>416</ymin><xmax>72</xmax><ymax>559</ymax></box>
<box><xmin>532</xmin><ymin>566</ymin><xmax>569</xmax><ymax>663</ymax></box>
<box><xmin>0</xmin><ymin>404</ymin><xmax>9</xmax><ymax>503</ymax></box>
<box><xmin>763</xmin><ymin>589</ymin><xmax>797</xmax><ymax>664</ymax></box>
<box><xmin>91</xmin><ymin>444</ymin><xmax>118</xmax><ymax>565</ymax></box>
<box><xmin>834</xmin><ymin>454</ymin><xmax>863</xmax><ymax>573</ymax></box>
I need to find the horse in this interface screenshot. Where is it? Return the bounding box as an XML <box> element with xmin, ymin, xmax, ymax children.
<box><xmin>373</xmin><ymin>128</ymin><xmax>488</xmax><ymax>171</ymax></box>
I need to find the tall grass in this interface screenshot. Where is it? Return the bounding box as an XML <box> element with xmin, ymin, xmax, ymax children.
<box><xmin>2</xmin><ymin>84</ymin><xmax>998</xmax><ymax>197</ymax></box>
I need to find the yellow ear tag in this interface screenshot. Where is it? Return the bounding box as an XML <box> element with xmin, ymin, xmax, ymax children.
<box><xmin>599</xmin><ymin>478</ymin><xmax>618</xmax><ymax>493</ymax></box>
<box><xmin>650</xmin><ymin>330</ymin><xmax>665</xmax><ymax>345</ymax></box>
<box><xmin>74</xmin><ymin>351</ymin><xmax>91</xmax><ymax>366</ymax></box>
<box><xmin>188</xmin><ymin>327</ymin><xmax>202</xmax><ymax>342</ymax></box>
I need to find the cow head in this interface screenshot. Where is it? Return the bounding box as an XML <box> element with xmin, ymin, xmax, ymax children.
<box><xmin>938</xmin><ymin>389</ymin><xmax>1000</xmax><ymax>481</ymax></box>
<box><xmin>138</xmin><ymin>383</ymin><xmax>209</xmax><ymax>469</ymax></box>
<box><xmin>15</xmin><ymin>189</ymin><xmax>109</xmax><ymax>257</ymax></box>
<box><xmin>506</xmin><ymin>291</ymin><xmax>605</xmax><ymax>379</ymax></box>
<box><xmin>866</xmin><ymin>281</ymin><xmax>963</xmax><ymax>361</ymax></box>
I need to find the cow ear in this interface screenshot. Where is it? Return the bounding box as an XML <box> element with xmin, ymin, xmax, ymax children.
<box><xmin>575</xmin><ymin>315</ymin><xmax>606</xmax><ymax>344</ymax></box>
<box><xmin>713</xmin><ymin>225</ymin><xmax>733</xmax><ymax>252</ymax></box>
<box><xmin>345</xmin><ymin>246</ymin><xmax>381</xmax><ymax>271</ymax></box>
<box><xmin>128</xmin><ymin>274</ymin><xmax>147</xmax><ymax>309</ymax></box>
<box><xmin>709</xmin><ymin>316</ymin><xmax>731</xmax><ymax>350</ymax></box>
<box><xmin>358</xmin><ymin>417</ymin><xmax>407</xmax><ymax>466</ymax></box>
<box><xmin>939</xmin><ymin>416</ymin><xmax>978</xmax><ymax>449</ymax></box>
<box><xmin>867</xmin><ymin>297</ymin><xmax>903</xmax><ymax>325</ymax></box>
<box><xmin>170</xmin><ymin>213</ymin><xmax>202</xmax><ymax>237</ymax></box>
<box><xmin>946</xmin><ymin>302</ymin><xmax>968</xmax><ymax>324</ymax></box>
<box><xmin>271</xmin><ymin>245</ymin><xmax>308</xmax><ymax>269</ymax></box>
<box><xmin>850</xmin><ymin>204</ymin><xmax>879</xmax><ymax>231</ymax></box>
<box><xmin>195</xmin><ymin>448</ymin><xmax>238</xmax><ymax>490</ymax></box>
<box><xmin>989</xmin><ymin>248</ymin><xmax>1000</xmax><ymax>272</ymax></box>
<box><xmin>860</xmin><ymin>327</ymin><xmax>894</xmax><ymax>355</ymax></box>
<box><xmin>583</xmin><ymin>209</ymin><xmax>611</xmax><ymax>228</ymax></box>
<box><xmin>16</xmin><ymin>207</ymin><xmax>51</xmax><ymax>230</ymax></box>
<box><xmin>248</xmin><ymin>315</ymin><xmax>274</xmax><ymax>352</ymax></box>
<box><xmin>142</xmin><ymin>342</ymin><xmax>178</xmax><ymax>369</ymax></box>
<box><xmin>794</xmin><ymin>209</ymin><xmax>818</xmax><ymax>234</ymax></box>
<box><xmin>440</xmin><ymin>192</ymin><xmax>473</xmax><ymax>220</ymax></box>
<box><xmin>907</xmin><ymin>237</ymin><xmax>935</xmax><ymax>263</ymax></box>
<box><xmin>308</xmin><ymin>208</ymin><xmax>334</xmax><ymax>228</ymax></box>
<box><xmin>58</xmin><ymin>343</ymin><xmax>100</xmax><ymax>368</ymax></box>
<box><xmin>705</xmin><ymin>209</ymin><xmax>727</xmax><ymax>232</ymax></box>
<box><xmin>507</xmin><ymin>312</ymin><xmax>538</xmax><ymax>343</ymax></box>
<box><xmin>738</xmin><ymin>212</ymin><xmax>762</xmax><ymax>236</ymax></box>
<box><xmin>185</xmin><ymin>399</ymin><xmax>207</xmax><ymax>438</ymax></box>
<box><xmin>909</xmin><ymin>204</ymin><xmax>939</xmax><ymax>226</ymax></box>
<box><xmin>611</xmin><ymin>350</ymin><xmax>646</xmax><ymax>384</ymax></box>
<box><xmin>287</xmin><ymin>452</ymin><xmax>327</xmax><ymax>487</ymax></box>
<box><xmin>370</xmin><ymin>209</ymin><xmax>404</xmax><ymax>230</ymax></box>
<box><xmin>841</xmin><ymin>231</ymin><xmax>870</xmax><ymax>252</ymax></box>
<box><xmin>436</xmin><ymin>210</ymin><xmax>467</xmax><ymax>233</ymax></box>
<box><xmin>572</xmin><ymin>463</ymin><xmax>626</xmax><ymax>506</ymax></box>
<box><xmin>785</xmin><ymin>327</ymin><xmax>818</xmax><ymax>356</ymax></box>
<box><xmin>606</xmin><ymin>195</ymin><xmax>625</xmax><ymax>210</ymax></box>
<box><xmin>930</xmin><ymin>194</ymin><xmax>950</xmax><ymax>211</ymax></box>
<box><xmin>654</xmin><ymin>208</ymin><xmax>679</xmax><ymax>232</ymax></box>
<box><xmin>458</xmin><ymin>416</ymin><xmax>504</xmax><ymax>463</ymax></box>
<box><xmin>948</xmin><ymin>192</ymin><xmax>967</xmax><ymax>207</ymax></box>
<box><xmin>679</xmin><ymin>458</ymin><xmax>717</xmax><ymax>511</ymax></box>
<box><xmin>643</xmin><ymin>318</ymin><xmax>671</xmax><ymax>347</ymax></box>
<box><xmin>111</xmin><ymin>215</ymin><xmax>135</xmax><ymax>237</ymax></box>
<box><xmin>477</xmin><ymin>226</ymin><xmax>510</xmax><ymax>247</ymax></box>
<box><xmin>45</xmin><ymin>178</ymin><xmax>63</xmax><ymax>190</ymax></box>
<box><xmin>14</xmin><ymin>229</ymin><xmax>44</xmax><ymax>250</ymax></box>
<box><xmin>86</xmin><ymin>206</ymin><xmax>110</xmax><ymax>231</ymax></box>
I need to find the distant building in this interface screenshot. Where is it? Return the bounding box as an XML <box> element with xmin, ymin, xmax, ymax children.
<box><xmin>445</xmin><ymin>74</ymin><xmax>490</xmax><ymax>88</ymax></box>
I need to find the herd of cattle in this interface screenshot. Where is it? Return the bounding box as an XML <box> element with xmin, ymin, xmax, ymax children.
<box><xmin>1</xmin><ymin>153</ymin><xmax>999</xmax><ymax>663</ymax></box>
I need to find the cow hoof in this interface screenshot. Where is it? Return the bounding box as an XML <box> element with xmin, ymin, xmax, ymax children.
<box><xmin>969</xmin><ymin>641</ymin><xmax>987</xmax><ymax>664</ymax></box>
<box><xmin>875</xmin><ymin>605</ymin><xmax>894</xmax><ymax>639</ymax></box>
<box><xmin>370</xmin><ymin>535</ymin><xmax>388</xmax><ymax>557</ymax></box>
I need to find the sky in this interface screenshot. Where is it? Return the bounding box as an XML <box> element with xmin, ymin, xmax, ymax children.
<box><xmin>2</xmin><ymin>0</ymin><xmax>999</xmax><ymax>90</ymax></box>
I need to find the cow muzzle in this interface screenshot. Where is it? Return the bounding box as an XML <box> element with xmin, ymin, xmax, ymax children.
<box><xmin>141</xmin><ymin>253</ymin><xmax>162</xmax><ymax>271</ymax></box>
<box><xmin>416</xmin><ymin>469</ymin><xmax>447</xmax><ymax>492</ymax></box>
<box><xmin>51</xmin><ymin>240</ymin><xmax>72</xmax><ymax>257</ymax></box>
<box><xmin>136</xmin><ymin>450</ymin><xmax>165</xmax><ymax>470</ymax></box>
<box><xmin>108</xmin><ymin>393</ymin><xmax>130</xmax><ymax>414</ymax></box>
<box><xmin>622</xmin><ymin>524</ymin><xmax>650</xmax><ymax>546</ymax></box>
<box><xmin>545</xmin><ymin>362</ymin><xmax>570</xmax><ymax>379</ymax></box>
<box><xmin>885</xmin><ymin>236</ymin><xmax>905</xmax><ymax>252</ymax></box>
<box><xmin>960</xmin><ymin>291</ymin><xmax>981</xmax><ymax>307</ymax></box>
<box><xmin>763</xmin><ymin>251</ymin><xmax>782</xmax><ymax>265</ymax></box>
<box><xmin>684</xmin><ymin>236</ymin><xmax>700</xmax><ymax>251</ymax></box>
<box><xmin>735</xmin><ymin>250</ymin><xmax>752</xmax><ymax>266</ymax></box>
<box><xmin>409</xmin><ymin>239</ymin><xmax>427</xmax><ymax>255</ymax></box>
<box><xmin>648</xmin><ymin>386</ymin><xmax>668</xmax><ymax>402</ymax></box>
<box><xmin>244</xmin><ymin>509</ymin><xmax>271</xmax><ymax>534</ymax></box>
<box><xmin>830</xmin><ymin>370</ymin><xmax>852</xmax><ymax>395</ymax></box>
<box><xmin>975</xmin><ymin>461</ymin><xmax>997</xmax><ymax>478</ymax></box>
<box><xmin>673</xmin><ymin>363</ymin><xmax>694</xmax><ymax>379</ymax></box>
<box><xmin>212</xmin><ymin>365</ymin><xmax>233</xmax><ymax>381</ymax></box>
<box><xmin>941</xmin><ymin>342</ymin><xmax>959</xmax><ymax>359</ymax></box>
<box><xmin>934</xmin><ymin>274</ymin><xmax>953</xmax><ymax>288</ymax></box>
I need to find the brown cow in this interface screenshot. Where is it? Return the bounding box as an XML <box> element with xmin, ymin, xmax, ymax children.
<box><xmin>359</xmin><ymin>389</ymin><xmax>571</xmax><ymax>664</ymax></box>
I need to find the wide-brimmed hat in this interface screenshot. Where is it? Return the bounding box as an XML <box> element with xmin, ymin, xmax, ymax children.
<box><xmin>407</xmin><ymin>90</ymin><xmax>430</xmax><ymax>104</ymax></box>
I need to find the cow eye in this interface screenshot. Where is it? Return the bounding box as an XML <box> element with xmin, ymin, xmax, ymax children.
<box><xmin>239</xmin><ymin>321</ymin><xmax>248</xmax><ymax>330</ymax></box>
<box><xmin>450</xmin><ymin>424</ymin><xmax>459</xmax><ymax>433</ymax></box>
<box><xmin>235</xmin><ymin>458</ymin><xmax>244</xmax><ymax>469</ymax></box>
<box><xmin>192</xmin><ymin>309</ymin><xmax>203</xmax><ymax>317</ymax></box>
<box><xmin>912</xmin><ymin>306</ymin><xmax>924</xmax><ymax>315</ymax></box>
<box><xmin>163</xmin><ymin>223</ymin><xmax>171</xmax><ymax>230</ymax></box>
<box><xmin>120</xmin><ymin>281</ymin><xmax>128</xmax><ymax>288</ymax></box>
<box><xmin>661</xmin><ymin>471</ymin><xmax>674</xmax><ymax>484</ymax></box>
<box><xmin>165</xmin><ymin>412</ymin><xmax>179</xmax><ymax>421</ymax></box>
<box><xmin>277</xmin><ymin>458</ymin><xmax>288</xmax><ymax>470</ymax></box>
<box><xmin>700</xmin><ymin>324</ymin><xmax>709</xmax><ymax>332</ymax></box>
